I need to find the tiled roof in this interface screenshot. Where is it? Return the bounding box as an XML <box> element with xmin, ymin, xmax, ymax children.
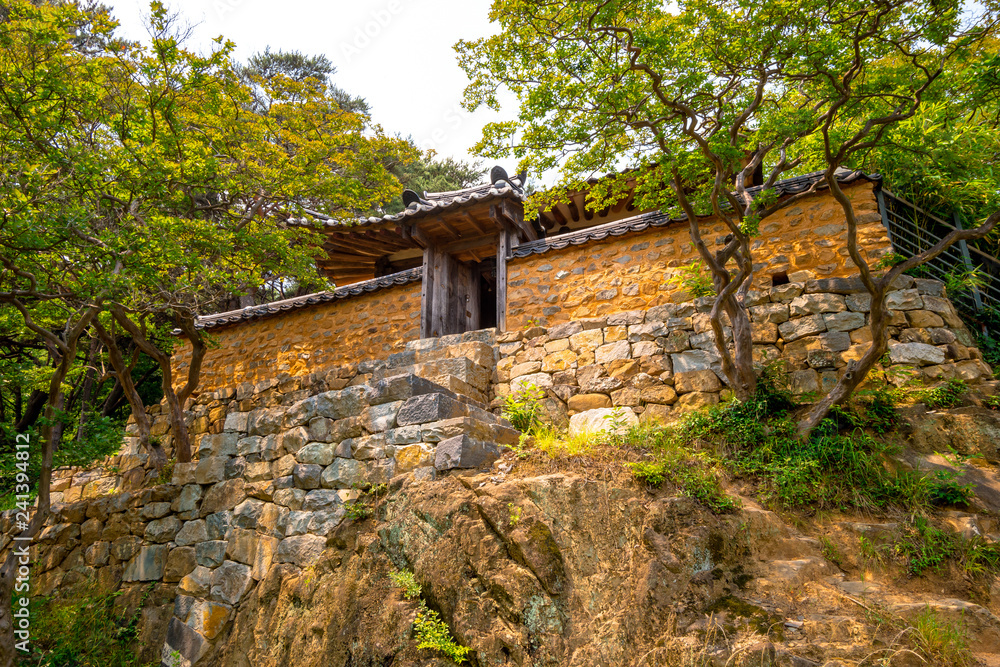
<box><xmin>195</xmin><ymin>267</ymin><xmax>423</xmax><ymax>330</ymax></box>
<box><xmin>511</xmin><ymin>170</ymin><xmax>880</xmax><ymax>259</ymax></box>
<box><xmin>294</xmin><ymin>170</ymin><xmax>526</xmax><ymax>229</ymax></box>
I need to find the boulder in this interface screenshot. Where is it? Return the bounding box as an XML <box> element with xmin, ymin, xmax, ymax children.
<box><xmin>210</xmin><ymin>560</ymin><xmax>253</xmax><ymax>605</ymax></box>
<box><xmin>567</xmin><ymin>408</ymin><xmax>638</xmax><ymax>437</ymax></box>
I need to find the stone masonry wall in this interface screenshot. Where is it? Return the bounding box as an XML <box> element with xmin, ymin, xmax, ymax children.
<box><xmin>493</xmin><ymin>275</ymin><xmax>995</xmax><ymax>428</ymax></box>
<box><xmin>506</xmin><ymin>184</ymin><xmax>890</xmax><ymax>329</ymax></box>
<box><xmin>173</xmin><ymin>280</ymin><xmax>422</xmax><ymax>395</ymax></box>
<box><xmin>10</xmin><ymin>372</ymin><xmax>518</xmax><ymax>666</ymax></box>
<box><xmin>50</xmin><ymin>330</ymin><xmax>499</xmax><ymax>504</ymax></box>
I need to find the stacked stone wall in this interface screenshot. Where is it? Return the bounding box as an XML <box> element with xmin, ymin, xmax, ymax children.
<box><xmin>506</xmin><ymin>184</ymin><xmax>891</xmax><ymax>329</ymax></box>
<box><xmin>494</xmin><ymin>275</ymin><xmax>995</xmax><ymax>427</ymax></box>
<box><xmin>10</xmin><ymin>372</ymin><xmax>518</xmax><ymax>665</ymax></box>
<box><xmin>172</xmin><ymin>280</ymin><xmax>423</xmax><ymax>394</ymax></box>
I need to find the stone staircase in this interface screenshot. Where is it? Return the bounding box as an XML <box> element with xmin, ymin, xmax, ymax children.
<box><xmin>370</xmin><ymin>329</ymin><xmax>497</xmax><ymax>406</ymax></box>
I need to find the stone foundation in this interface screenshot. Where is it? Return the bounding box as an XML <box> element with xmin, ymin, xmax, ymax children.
<box><xmin>8</xmin><ymin>372</ymin><xmax>518</xmax><ymax>666</ymax></box>
<box><xmin>493</xmin><ymin>275</ymin><xmax>995</xmax><ymax>427</ymax></box>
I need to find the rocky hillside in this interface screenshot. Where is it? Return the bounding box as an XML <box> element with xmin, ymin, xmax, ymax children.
<box><xmin>201</xmin><ymin>408</ymin><xmax>1000</xmax><ymax>667</ymax></box>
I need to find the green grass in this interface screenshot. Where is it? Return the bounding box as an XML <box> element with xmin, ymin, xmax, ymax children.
<box><xmin>917</xmin><ymin>378</ymin><xmax>968</xmax><ymax>409</ymax></box>
<box><xmin>20</xmin><ymin>583</ymin><xmax>156</xmax><ymax>667</ymax></box>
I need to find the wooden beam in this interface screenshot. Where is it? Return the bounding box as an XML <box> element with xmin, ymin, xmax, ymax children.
<box><xmin>322</xmin><ymin>252</ymin><xmax>378</xmax><ymax>263</ymax></box>
<box><xmin>363</xmin><ymin>229</ymin><xmax>410</xmax><ymax>249</ymax></box>
<box><xmin>550</xmin><ymin>205</ymin><xmax>569</xmax><ymax>229</ymax></box>
<box><xmin>492</xmin><ymin>201</ymin><xmax>537</xmax><ymax>242</ymax></box>
<box><xmin>402</xmin><ymin>224</ymin><xmax>431</xmax><ymax>250</ymax></box>
<box><xmin>462</xmin><ymin>211</ymin><xmax>490</xmax><ymax>235</ymax></box>
<box><xmin>440</xmin><ymin>235</ymin><xmax>498</xmax><ymax>256</ymax></box>
<box><xmin>323</xmin><ymin>235</ymin><xmax>385</xmax><ymax>256</ymax></box>
<box><xmin>317</xmin><ymin>261</ymin><xmax>378</xmax><ymax>270</ymax></box>
<box><xmin>566</xmin><ymin>197</ymin><xmax>581</xmax><ymax>222</ymax></box>
<box><xmin>435</xmin><ymin>215</ymin><xmax>463</xmax><ymax>239</ymax></box>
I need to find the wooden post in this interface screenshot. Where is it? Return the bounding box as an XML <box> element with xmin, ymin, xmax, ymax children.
<box><xmin>420</xmin><ymin>245</ymin><xmax>436</xmax><ymax>339</ymax></box>
<box><xmin>496</xmin><ymin>227</ymin><xmax>510</xmax><ymax>332</ymax></box>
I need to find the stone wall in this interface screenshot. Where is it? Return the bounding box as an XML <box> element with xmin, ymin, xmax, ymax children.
<box><xmin>493</xmin><ymin>275</ymin><xmax>995</xmax><ymax>428</ymax></box>
<box><xmin>173</xmin><ymin>280</ymin><xmax>423</xmax><ymax>394</ymax></box>
<box><xmin>10</xmin><ymin>372</ymin><xmax>518</xmax><ymax>666</ymax></box>
<box><xmin>51</xmin><ymin>330</ymin><xmax>500</xmax><ymax>504</ymax></box>
<box><xmin>506</xmin><ymin>184</ymin><xmax>890</xmax><ymax>329</ymax></box>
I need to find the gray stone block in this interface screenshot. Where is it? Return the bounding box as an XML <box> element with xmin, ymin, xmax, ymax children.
<box><xmin>196</xmin><ymin>540</ymin><xmax>228</xmax><ymax>568</ymax></box>
<box><xmin>366</xmin><ymin>374</ymin><xmax>452</xmax><ymax>406</ymax></box>
<box><xmin>302</xmin><ymin>489</ymin><xmax>342</xmax><ymax>512</ymax></box>
<box><xmin>162</xmin><ymin>617</ymin><xmax>208</xmax><ymax>667</ymax></box>
<box><xmin>275</xmin><ymin>534</ymin><xmax>326</xmax><ymax>567</ymax></box>
<box><xmin>292</xmin><ymin>464</ymin><xmax>323</xmax><ymax>490</ymax></box>
<box><xmin>322</xmin><ymin>458</ymin><xmax>363</xmax><ymax>489</ymax></box>
<box><xmin>296</xmin><ymin>442</ymin><xmax>335</xmax><ymax>466</ymax></box>
<box><xmin>210</xmin><ymin>560</ymin><xmax>252</xmax><ymax>605</ymax></box>
<box><xmin>434</xmin><ymin>435</ymin><xmax>502</xmax><ymax>471</ymax></box>
<box><xmin>397</xmin><ymin>393</ymin><xmax>468</xmax><ymax>426</ymax></box>
<box><xmin>122</xmin><ymin>544</ymin><xmax>168</xmax><ymax>582</ymax></box>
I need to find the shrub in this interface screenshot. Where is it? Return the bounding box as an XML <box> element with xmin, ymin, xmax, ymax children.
<box><xmin>389</xmin><ymin>569</ymin><xmax>422</xmax><ymax>599</ymax></box>
<box><xmin>667</xmin><ymin>260</ymin><xmax>715</xmax><ymax>298</ymax></box>
<box><xmin>501</xmin><ymin>383</ymin><xmax>546</xmax><ymax>433</ymax></box>
<box><xmin>24</xmin><ymin>583</ymin><xmax>155</xmax><ymax>667</ymax></box>
<box><xmin>389</xmin><ymin>569</ymin><xmax>471</xmax><ymax>664</ymax></box>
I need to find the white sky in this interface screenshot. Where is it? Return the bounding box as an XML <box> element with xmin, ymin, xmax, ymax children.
<box><xmin>107</xmin><ymin>0</ymin><xmax>506</xmax><ymax>169</ymax></box>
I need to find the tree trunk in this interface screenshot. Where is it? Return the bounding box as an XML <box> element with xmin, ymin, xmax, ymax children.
<box><xmin>93</xmin><ymin>323</ymin><xmax>164</xmax><ymax>470</ymax></box>
<box><xmin>797</xmin><ymin>289</ymin><xmax>890</xmax><ymax>438</ymax></box>
<box><xmin>110</xmin><ymin>308</ymin><xmax>205</xmax><ymax>464</ymax></box>
<box><xmin>14</xmin><ymin>390</ymin><xmax>47</xmax><ymax>433</ymax></box>
<box><xmin>74</xmin><ymin>336</ymin><xmax>102</xmax><ymax>442</ymax></box>
<box><xmin>0</xmin><ymin>306</ymin><xmax>95</xmax><ymax>667</ymax></box>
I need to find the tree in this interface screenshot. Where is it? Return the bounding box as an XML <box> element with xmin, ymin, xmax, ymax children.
<box><xmin>0</xmin><ymin>2</ymin><xmax>411</xmax><ymax>660</ymax></box>
<box><xmin>457</xmin><ymin>0</ymin><xmax>1000</xmax><ymax>437</ymax></box>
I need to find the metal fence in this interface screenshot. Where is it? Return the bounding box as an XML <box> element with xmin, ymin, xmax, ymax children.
<box><xmin>877</xmin><ymin>189</ymin><xmax>1000</xmax><ymax>329</ymax></box>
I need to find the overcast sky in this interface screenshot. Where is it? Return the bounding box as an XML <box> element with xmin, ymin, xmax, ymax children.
<box><xmin>107</xmin><ymin>0</ymin><xmax>507</xmax><ymax>171</ymax></box>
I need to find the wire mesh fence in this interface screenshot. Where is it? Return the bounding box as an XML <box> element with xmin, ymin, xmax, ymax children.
<box><xmin>878</xmin><ymin>189</ymin><xmax>1000</xmax><ymax>329</ymax></box>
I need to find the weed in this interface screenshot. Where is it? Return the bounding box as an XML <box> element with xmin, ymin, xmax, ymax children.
<box><xmin>623</xmin><ymin>422</ymin><xmax>739</xmax><ymax>513</ymax></box>
<box><xmin>983</xmin><ymin>393</ymin><xmax>1000</xmax><ymax>410</ymax></box>
<box><xmin>906</xmin><ymin>606</ymin><xmax>974</xmax><ymax>666</ymax></box>
<box><xmin>155</xmin><ymin>458</ymin><xmax>175</xmax><ymax>486</ymax></box>
<box><xmin>893</xmin><ymin>516</ymin><xmax>958</xmax><ymax>575</ymax></box>
<box><xmin>917</xmin><ymin>378</ymin><xmax>968</xmax><ymax>409</ymax></box>
<box><xmin>820</xmin><ymin>536</ymin><xmax>844</xmax><ymax>568</ymax></box>
<box><xmin>501</xmin><ymin>383</ymin><xmax>546</xmax><ymax>433</ymax></box>
<box><xmin>24</xmin><ymin>582</ymin><xmax>156</xmax><ymax>667</ymax></box>
<box><xmin>668</xmin><ymin>260</ymin><xmax>715</xmax><ymax>298</ymax></box>
<box><xmin>389</xmin><ymin>569</ymin><xmax>471</xmax><ymax>663</ymax></box>
<box><xmin>507</xmin><ymin>503</ymin><xmax>522</xmax><ymax>527</ymax></box>
<box><xmin>389</xmin><ymin>569</ymin><xmax>422</xmax><ymax>599</ymax></box>
<box><xmin>343</xmin><ymin>499</ymin><xmax>371</xmax><ymax>521</ymax></box>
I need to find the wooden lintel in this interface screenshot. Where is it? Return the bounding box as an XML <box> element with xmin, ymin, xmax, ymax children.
<box><xmin>441</xmin><ymin>235</ymin><xmax>497</xmax><ymax>256</ymax></box>
<box><xmin>402</xmin><ymin>224</ymin><xmax>430</xmax><ymax>249</ymax></box>
<box><xmin>490</xmin><ymin>201</ymin><xmax>537</xmax><ymax>242</ymax></box>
